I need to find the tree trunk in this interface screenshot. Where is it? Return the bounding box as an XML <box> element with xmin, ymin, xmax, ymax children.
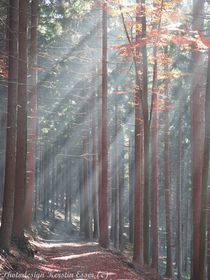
<box><xmin>12</xmin><ymin>0</ymin><xmax>28</xmax><ymax>239</ymax></box>
<box><xmin>0</xmin><ymin>0</ymin><xmax>19</xmax><ymax>252</ymax></box>
<box><xmin>92</xmin><ymin>90</ymin><xmax>98</xmax><ymax>239</ymax></box>
<box><xmin>83</xmin><ymin>123</ymin><xmax>91</xmax><ymax>239</ymax></box>
<box><xmin>198</xmin><ymin>47</ymin><xmax>210</xmax><ymax>280</ymax></box>
<box><xmin>163</xmin><ymin>62</ymin><xmax>173</xmax><ymax>277</ymax></box>
<box><xmin>191</xmin><ymin>1</ymin><xmax>205</xmax><ymax>279</ymax></box>
<box><xmin>133</xmin><ymin>85</ymin><xmax>143</xmax><ymax>264</ymax></box>
<box><xmin>79</xmin><ymin>159</ymin><xmax>84</xmax><ymax>235</ymax></box>
<box><xmin>119</xmin><ymin>131</ymin><xmax>124</xmax><ymax>250</ymax></box>
<box><xmin>128</xmin><ymin>135</ymin><xmax>134</xmax><ymax>244</ymax></box>
<box><xmin>150</xmin><ymin>0</ymin><xmax>163</xmax><ymax>269</ymax></box>
<box><xmin>176</xmin><ymin>91</ymin><xmax>184</xmax><ymax>280</ymax></box>
<box><xmin>25</xmin><ymin>0</ymin><xmax>38</xmax><ymax>228</ymax></box>
<box><xmin>114</xmin><ymin>104</ymin><xmax>120</xmax><ymax>249</ymax></box>
<box><xmin>99</xmin><ymin>0</ymin><xmax>109</xmax><ymax>248</ymax></box>
<box><xmin>151</xmin><ymin>75</ymin><xmax>159</xmax><ymax>270</ymax></box>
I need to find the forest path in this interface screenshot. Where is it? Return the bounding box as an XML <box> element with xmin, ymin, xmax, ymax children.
<box><xmin>9</xmin><ymin>239</ymin><xmax>145</xmax><ymax>280</ymax></box>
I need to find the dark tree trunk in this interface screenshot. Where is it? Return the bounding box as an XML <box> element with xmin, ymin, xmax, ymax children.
<box><xmin>176</xmin><ymin>91</ymin><xmax>184</xmax><ymax>280</ymax></box>
<box><xmin>99</xmin><ymin>0</ymin><xmax>109</xmax><ymax>248</ymax></box>
<box><xmin>151</xmin><ymin>79</ymin><xmax>159</xmax><ymax>270</ymax></box>
<box><xmin>13</xmin><ymin>0</ymin><xmax>28</xmax><ymax>239</ymax></box>
<box><xmin>92</xmin><ymin>90</ymin><xmax>98</xmax><ymax>239</ymax></box>
<box><xmin>0</xmin><ymin>0</ymin><xmax>19</xmax><ymax>252</ymax></box>
<box><xmin>128</xmin><ymin>135</ymin><xmax>134</xmax><ymax>244</ymax></box>
<box><xmin>83</xmin><ymin>123</ymin><xmax>91</xmax><ymax>239</ymax></box>
<box><xmin>191</xmin><ymin>1</ymin><xmax>205</xmax><ymax>279</ymax></box>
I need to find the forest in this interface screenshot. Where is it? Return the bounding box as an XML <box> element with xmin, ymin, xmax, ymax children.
<box><xmin>0</xmin><ymin>0</ymin><xmax>210</xmax><ymax>279</ymax></box>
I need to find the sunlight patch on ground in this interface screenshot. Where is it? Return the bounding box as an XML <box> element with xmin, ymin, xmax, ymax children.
<box><xmin>51</xmin><ymin>251</ymin><xmax>102</xmax><ymax>260</ymax></box>
<box><xmin>38</xmin><ymin>265</ymin><xmax>61</xmax><ymax>272</ymax></box>
<box><xmin>32</xmin><ymin>240</ymin><xmax>98</xmax><ymax>248</ymax></box>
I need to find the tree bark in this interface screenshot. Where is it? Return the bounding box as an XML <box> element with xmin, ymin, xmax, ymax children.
<box><xmin>92</xmin><ymin>90</ymin><xmax>98</xmax><ymax>239</ymax></box>
<box><xmin>13</xmin><ymin>0</ymin><xmax>28</xmax><ymax>239</ymax></box>
<box><xmin>25</xmin><ymin>0</ymin><xmax>38</xmax><ymax>228</ymax></box>
<box><xmin>133</xmin><ymin>85</ymin><xmax>143</xmax><ymax>264</ymax></box>
<box><xmin>151</xmin><ymin>74</ymin><xmax>159</xmax><ymax>270</ymax></box>
<box><xmin>198</xmin><ymin>47</ymin><xmax>210</xmax><ymax>280</ymax></box>
<box><xmin>164</xmin><ymin>47</ymin><xmax>172</xmax><ymax>278</ymax></box>
<box><xmin>191</xmin><ymin>1</ymin><xmax>205</xmax><ymax>279</ymax></box>
<box><xmin>0</xmin><ymin>0</ymin><xmax>19</xmax><ymax>252</ymax></box>
<box><xmin>128</xmin><ymin>135</ymin><xmax>134</xmax><ymax>244</ymax></box>
<box><xmin>83</xmin><ymin>118</ymin><xmax>91</xmax><ymax>239</ymax></box>
<box><xmin>114</xmin><ymin>104</ymin><xmax>120</xmax><ymax>249</ymax></box>
<box><xmin>176</xmin><ymin>91</ymin><xmax>184</xmax><ymax>280</ymax></box>
<box><xmin>99</xmin><ymin>0</ymin><xmax>109</xmax><ymax>248</ymax></box>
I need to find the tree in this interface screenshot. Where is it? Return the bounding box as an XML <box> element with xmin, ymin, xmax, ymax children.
<box><xmin>128</xmin><ymin>134</ymin><xmax>134</xmax><ymax>244</ymax></box>
<box><xmin>191</xmin><ymin>0</ymin><xmax>205</xmax><ymax>279</ymax></box>
<box><xmin>99</xmin><ymin>0</ymin><xmax>109</xmax><ymax>248</ymax></box>
<box><xmin>132</xmin><ymin>0</ymin><xmax>144</xmax><ymax>264</ymax></box>
<box><xmin>92</xmin><ymin>88</ymin><xmax>98</xmax><ymax>239</ymax></box>
<box><xmin>176</xmin><ymin>90</ymin><xmax>184</xmax><ymax>280</ymax></box>
<box><xmin>163</xmin><ymin>47</ymin><xmax>173</xmax><ymax>278</ymax></box>
<box><xmin>198</xmin><ymin>46</ymin><xmax>210</xmax><ymax>280</ymax></box>
<box><xmin>113</xmin><ymin>103</ymin><xmax>120</xmax><ymax>248</ymax></box>
<box><xmin>151</xmin><ymin>0</ymin><xmax>164</xmax><ymax>269</ymax></box>
<box><xmin>25</xmin><ymin>0</ymin><xmax>39</xmax><ymax>228</ymax></box>
<box><xmin>0</xmin><ymin>0</ymin><xmax>19</xmax><ymax>252</ymax></box>
<box><xmin>12</xmin><ymin>0</ymin><xmax>28</xmax><ymax>241</ymax></box>
<box><xmin>83</xmin><ymin>100</ymin><xmax>91</xmax><ymax>240</ymax></box>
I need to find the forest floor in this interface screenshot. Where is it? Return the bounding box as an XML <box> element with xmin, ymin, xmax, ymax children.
<box><xmin>0</xmin><ymin>237</ymin><xmax>164</xmax><ymax>280</ymax></box>
<box><xmin>0</xmin><ymin>218</ymin><xmax>165</xmax><ymax>280</ymax></box>
<box><xmin>0</xmin><ymin>235</ymin><xmax>165</xmax><ymax>280</ymax></box>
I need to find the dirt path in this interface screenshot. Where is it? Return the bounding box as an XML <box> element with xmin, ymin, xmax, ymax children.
<box><xmin>3</xmin><ymin>240</ymin><xmax>145</xmax><ymax>280</ymax></box>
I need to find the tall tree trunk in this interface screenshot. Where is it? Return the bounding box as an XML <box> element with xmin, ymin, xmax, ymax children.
<box><xmin>164</xmin><ymin>47</ymin><xmax>172</xmax><ymax>278</ymax></box>
<box><xmin>92</xmin><ymin>90</ymin><xmax>98</xmax><ymax>239</ymax></box>
<box><xmin>133</xmin><ymin>0</ymin><xmax>144</xmax><ymax>264</ymax></box>
<box><xmin>114</xmin><ymin>104</ymin><xmax>120</xmax><ymax>249</ymax></box>
<box><xmin>110</xmin><ymin>146</ymin><xmax>116</xmax><ymax>242</ymax></box>
<box><xmin>128</xmin><ymin>135</ymin><xmax>134</xmax><ymax>244</ymax></box>
<box><xmin>25</xmin><ymin>0</ymin><xmax>38</xmax><ymax>228</ymax></box>
<box><xmin>151</xmin><ymin>0</ymin><xmax>163</xmax><ymax>269</ymax></box>
<box><xmin>12</xmin><ymin>0</ymin><xmax>28</xmax><ymax>240</ymax></box>
<box><xmin>164</xmin><ymin>106</ymin><xmax>173</xmax><ymax>278</ymax></box>
<box><xmin>176</xmin><ymin>91</ymin><xmax>184</xmax><ymax>280</ymax></box>
<box><xmin>140</xmin><ymin>0</ymin><xmax>150</xmax><ymax>264</ymax></box>
<box><xmin>0</xmin><ymin>0</ymin><xmax>19</xmax><ymax>252</ymax></box>
<box><xmin>99</xmin><ymin>0</ymin><xmax>109</xmax><ymax>248</ymax></box>
<box><xmin>191</xmin><ymin>1</ymin><xmax>205</xmax><ymax>279</ymax></box>
<box><xmin>65</xmin><ymin>159</ymin><xmax>69</xmax><ymax>223</ymax></box>
<box><xmin>151</xmin><ymin>74</ymin><xmax>159</xmax><ymax>270</ymax></box>
<box><xmin>198</xmin><ymin>48</ymin><xmax>210</xmax><ymax>280</ymax></box>
<box><xmin>83</xmin><ymin>123</ymin><xmax>91</xmax><ymax>239</ymax></box>
<box><xmin>133</xmin><ymin>83</ymin><xmax>143</xmax><ymax>264</ymax></box>
<box><xmin>79</xmin><ymin>159</ymin><xmax>84</xmax><ymax>235</ymax></box>
<box><xmin>119</xmin><ymin>131</ymin><xmax>124</xmax><ymax>250</ymax></box>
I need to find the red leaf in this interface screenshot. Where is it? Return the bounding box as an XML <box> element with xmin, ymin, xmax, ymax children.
<box><xmin>199</xmin><ymin>32</ymin><xmax>210</xmax><ymax>48</ymax></box>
